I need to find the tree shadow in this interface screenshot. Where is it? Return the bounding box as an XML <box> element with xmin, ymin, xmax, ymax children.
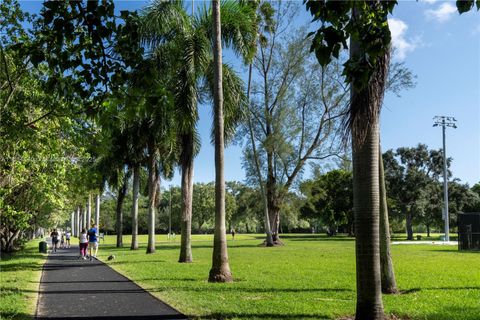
<box><xmin>425</xmin><ymin>305</ymin><xmax>480</xmax><ymax>320</ymax></box>
<box><xmin>401</xmin><ymin>286</ymin><xmax>479</xmax><ymax>294</ymax></box>
<box><xmin>35</xmin><ymin>315</ymin><xmax>188</xmax><ymax>320</ymax></box>
<box><xmin>199</xmin><ymin>312</ymin><xmax>331</xmax><ymax>319</ymax></box>
<box><xmin>0</xmin><ymin>262</ymin><xmax>42</xmax><ymax>272</ymax></box>
<box><xmin>146</xmin><ymin>286</ymin><xmax>353</xmax><ymax>294</ymax></box>
<box><xmin>423</xmin><ymin>249</ymin><xmax>479</xmax><ymax>253</ymax></box>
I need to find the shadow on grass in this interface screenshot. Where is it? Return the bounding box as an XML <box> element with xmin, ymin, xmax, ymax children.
<box><xmin>423</xmin><ymin>249</ymin><xmax>479</xmax><ymax>253</ymax></box>
<box><xmin>147</xmin><ymin>286</ymin><xmax>353</xmax><ymax>294</ymax></box>
<box><xmin>35</xmin><ymin>316</ymin><xmax>187</xmax><ymax>320</ymax></box>
<box><xmin>249</xmin><ymin>234</ymin><xmax>354</xmax><ymax>242</ymax></box>
<box><xmin>199</xmin><ymin>312</ymin><xmax>330</xmax><ymax>319</ymax></box>
<box><xmin>0</xmin><ymin>262</ymin><xmax>42</xmax><ymax>272</ymax></box>
<box><xmin>425</xmin><ymin>305</ymin><xmax>480</xmax><ymax>320</ymax></box>
<box><xmin>0</xmin><ymin>312</ymin><xmax>32</xmax><ymax>320</ymax></box>
<box><xmin>402</xmin><ymin>286</ymin><xmax>479</xmax><ymax>294</ymax></box>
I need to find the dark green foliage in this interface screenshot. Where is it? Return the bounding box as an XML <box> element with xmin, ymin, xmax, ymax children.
<box><xmin>305</xmin><ymin>1</ymin><xmax>397</xmax><ymax>90</ymax></box>
<box><xmin>300</xmin><ymin>170</ymin><xmax>353</xmax><ymax>235</ymax></box>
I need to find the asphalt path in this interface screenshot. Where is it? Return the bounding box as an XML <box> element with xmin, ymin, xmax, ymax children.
<box><xmin>35</xmin><ymin>245</ymin><xmax>188</xmax><ymax>320</ymax></box>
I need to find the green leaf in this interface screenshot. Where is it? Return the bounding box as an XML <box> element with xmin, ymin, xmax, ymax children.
<box><xmin>456</xmin><ymin>0</ymin><xmax>474</xmax><ymax>14</ymax></box>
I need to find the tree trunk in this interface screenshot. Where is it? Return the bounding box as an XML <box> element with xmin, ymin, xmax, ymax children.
<box><xmin>426</xmin><ymin>224</ymin><xmax>430</xmax><ymax>237</ymax></box>
<box><xmin>82</xmin><ymin>206</ymin><xmax>86</xmax><ymax>232</ymax></box>
<box><xmin>76</xmin><ymin>206</ymin><xmax>80</xmax><ymax>236</ymax></box>
<box><xmin>405</xmin><ymin>209</ymin><xmax>413</xmax><ymax>240</ymax></box>
<box><xmin>246</xmin><ymin>64</ymin><xmax>274</xmax><ymax>247</ymax></box>
<box><xmin>352</xmin><ymin>119</ymin><xmax>384</xmax><ymax>320</ymax></box>
<box><xmin>116</xmin><ymin>175</ymin><xmax>128</xmax><ymax>248</ymax></box>
<box><xmin>146</xmin><ymin>142</ymin><xmax>158</xmax><ymax>254</ymax></box>
<box><xmin>350</xmin><ymin>23</ymin><xmax>388</xmax><ymax>319</ymax></box>
<box><xmin>71</xmin><ymin>212</ymin><xmax>74</xmax><ymax>235</ymax></box>
<box><xmin>209</xmin><ymin>0</ymin><xmax>232</xmax><ymax>283</ymax></box>
<box><xmin>95</xmin><ymin>194</ymin><xmax>100</xmax><ymax>229</ymax></box>
<box><xmin>179</xmin><ymin>133</ymin><xmax>194</xmax><ymax>263</ymax></box>
<box><xmin>131</xmin><ymin>164</ymin><xmax>140</xmax><ymax>250</ymax></box>
<box><xmin>379</xmin><ymin>147</ymin><xmax>398</xmax><ymax>294</ymax></box>
<box><xmin>87</xmin><ymin>194</ymin><xmax>92</xmax><ymax>229</ymax></box>
<box><xmin>266</xmin><ymin>180</ymin><xmax>281</xmax><ymax>244</ymax></box>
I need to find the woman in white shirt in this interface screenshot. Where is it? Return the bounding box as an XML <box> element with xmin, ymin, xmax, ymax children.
<box><xmin>79</xmin><ymin>229</ymin><xmax>89</xmax><ymax>260</ymax></box>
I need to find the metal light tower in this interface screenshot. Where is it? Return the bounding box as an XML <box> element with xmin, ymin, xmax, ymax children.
<box><xmin>433</xmin><ymin>116</ymin><xmax>457</xmax><ymax>242</ymax></box>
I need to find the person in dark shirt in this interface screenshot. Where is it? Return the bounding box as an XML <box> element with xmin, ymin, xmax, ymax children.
<box><xmin>87</xmin><ymin>224</ymin><xmax>99</xmax><ymax>260</ymax></box>
<box><xmin>50</xmin><ymin>229</ymin><xmax>59</xmax><ymax>252</ymax></box>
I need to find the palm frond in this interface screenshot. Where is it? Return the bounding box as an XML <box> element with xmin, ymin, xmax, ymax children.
<box><xmin>140</xmin><ymin>0</ymin><xmax>191</xmax><ymax>50</ymax></box>
<box><xmin>195</xmin><ymin>0</ymin><xmax>257</xmax><ymax>63</ymax></box>
<box><xmin>204</xmin><ymin>61</ymin><xmax>247</xmax><ymax>145</ymax></box>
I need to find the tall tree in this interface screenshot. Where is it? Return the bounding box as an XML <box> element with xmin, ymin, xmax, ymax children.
<box><xmin>242</xmin><ymin>3</ymin><xmax>347</xmax><ymax>244</ymax></box>
<box><xmin>306</xmin><ymin>2</ymin><xmax>478</xmax><ymax>315</ymax></box>
<box><xmin>141</xmin><ymin>0</ymin><xmax>255</xmax><ymax>262</ymax></box>
<box><xmin>209</xmin><ymin>0</ymin><xmax>232</xmax><ymax>283</ymax></box>
<box><xmin>383</xmin><ymin>144</ymin><xmax>446</xmax><ymax>240</ymax></box>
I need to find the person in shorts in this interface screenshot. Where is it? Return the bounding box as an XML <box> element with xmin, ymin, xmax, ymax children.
<box><xmin>50</xmin><ymin>229</ymin><xmax>59</xmax><ymax>252</ymax></box>
<box><xmin>79</xmin><ymin>228</ymin><xmax>88</xmax><ymax>259</ymax></box>
<box><xmin>65</xmin><ymin>230</ymin><xmax>71</xmax><ymax>248</ymax></box>
<box><xmin>87</xmin><ymin>224</ymin><xmax>99</xmax><ymax>260</ymax></box>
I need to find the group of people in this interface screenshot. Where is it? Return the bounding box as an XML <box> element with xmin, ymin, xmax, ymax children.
<box><xmin>49</xmin><ymin>224</ymin><xmax>99</xmax><ymax>261</ymax></box>
<box><xmin>79</xmin><ymin>225</ymin><xmax>99</xmax><ymax>261</ymax></box>
<box><xmin>49</xmin><ymin>229</ymin><xmax>71</xmax><ymax>251</ymax></box>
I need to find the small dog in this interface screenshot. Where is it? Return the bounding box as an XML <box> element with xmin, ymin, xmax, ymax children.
<box><xmin>107</xmin><ymin>254</ymin><xmax>115</xmax><ymax>261</ymax></box>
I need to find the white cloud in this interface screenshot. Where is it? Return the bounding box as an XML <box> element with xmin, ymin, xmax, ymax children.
<box><xmin>422</xmin><ymin>0</ymin><xmax>438</xmax><ymax>4</ymax></box>
<box><xmin>388</xmin><ymin>18</ymin><xmax>419</xmax><ymax>61</ymax></box>
<box><xmin>425</xmin><ymin>3</ymin><xmax>457</xmax><ymax>22</ymax></box>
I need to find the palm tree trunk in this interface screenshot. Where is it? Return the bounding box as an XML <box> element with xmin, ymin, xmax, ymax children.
<box><xmin>350</xmin><ymin>20</ymin><xmax>389</xmax><ymax>319</ymax></box>
<box><xmin>209</xmin><ymin>0</ymin><xmax>232</xmax><ymax>283</ymax></box>
<box><xmin>95</xmin><ymin>194</ymin><xmax>100</xmax><ymax>229</ymax></box>
<box><xmin>146</xmin><ymin>142</ymin><xmax>157</xmax><ymax>254</ymax></box>
<box><xmin>246</xmin><ymin>63</ymin><xmax>273</xmax><ymax>247</ymax></box>
<box><xmin>131</xmin><ymin>164</ymin><xmax>140</xmax><ymax>250</ymax></box>
<box><xmin>179</xmin><ymin>133</ymin><xmax>194</xmax><ymax>263</ymax></box>
<box><xmin>116</xmin><ymin>175</ymin><xmax>128</xmax><ymax>248</ymax></box>
<box><xmin>379</xmin><ymin>147</ymin><xmax>398</xmax><ymax>294</ymax></box>
<box><xmin>75</xmin><ymin>206</ymin><xmax>80</xmax><ymax>237</ymax></box>
<box><xmin>87</xmin><ymin>194</ymin><xmax>92</xmax><ymax>229</ymax></box>
<box><xmin>353</xmin><ymin>120</ymin><xmax>383</xmax><ymax>319</ymax></box>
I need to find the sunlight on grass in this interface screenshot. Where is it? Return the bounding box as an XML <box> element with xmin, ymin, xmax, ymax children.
<box><xmin>96</xmin><ymin>234</ymin><xmax>480</xmax><ymax>320</ymax></box>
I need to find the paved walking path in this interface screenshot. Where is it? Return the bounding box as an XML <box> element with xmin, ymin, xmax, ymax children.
<box><xmin>35</xmin><ymin>245</ymin><xmax>188</xmax><ymax>320</ymax></box>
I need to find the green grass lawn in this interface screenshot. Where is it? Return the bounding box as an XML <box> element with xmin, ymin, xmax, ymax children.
<box><xmin>0</xmin><ymin>240</ymin><xmax>47</xmax><ymax>320</ymax></box>
<box><xmin>93</xmin><ymin>233</ymin><xmax>479</xmax><ymax>320</ymax></box>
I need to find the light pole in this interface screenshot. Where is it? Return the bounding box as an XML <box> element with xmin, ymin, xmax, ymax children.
<box><xmin>433</xmin><ymin>116</ymin><xmax>457</xmax><ymax>242</ymax></box>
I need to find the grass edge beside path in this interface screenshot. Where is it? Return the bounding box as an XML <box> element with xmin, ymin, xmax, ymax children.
<box><xmin>0</xmin><ymin>239</ymin><xmax>47</xmax><ymax>320</ymax></box>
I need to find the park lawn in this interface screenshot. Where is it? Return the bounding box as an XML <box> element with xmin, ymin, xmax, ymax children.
<box><xmin>0</xmin><ymin>240</ymin><xmax>47</xmax><ymax>320</ymax></box>
<box><xmin>96</xmin><ymin>234</ymin><xmax>479</xmax><ymax>320</ymax></box>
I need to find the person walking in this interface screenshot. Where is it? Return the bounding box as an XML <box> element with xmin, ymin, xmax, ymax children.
<box><xmin>87</xmin><ymin>224</ymin><xmax>99</xmax><ymax>261</ymax></box>
<box><xmin>65</xmin><ymin>230</ymin><xmax>71</xmax><ymax>248</ymax></box>
<box><xmin>50</xmin><ymin>229</ymin><xmax>59</xmax><ymax>252</ymax></box>
<box><xmin>79</xmin><ymin>228</ymin><xmax>88</xmax><ymax>260</ymax></box>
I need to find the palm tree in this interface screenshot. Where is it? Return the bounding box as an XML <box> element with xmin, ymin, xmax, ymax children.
<box><xmin>208</xmin><ymin>0</ymin><xmax>231</xmax><ymax>282</ymax></box>
<box><xmin>379</xmin><ymin>145</ymin><xmax>397</xmax><ymax>293</ymax></box>
<box><xmin>349</xmin><ymin>26</ymin><xmax>390</xmax><ymax>320</ymax></box>
<box><xmin>141</xmin><ymin>0</ymin><xmax>256</xmax><ymax>263</ymax></box>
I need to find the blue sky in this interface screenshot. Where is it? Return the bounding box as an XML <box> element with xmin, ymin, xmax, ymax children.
<box><xmin>20</xmin><ymin>1</ymin><xmax>480</xmax><ymax>188</ymax></box>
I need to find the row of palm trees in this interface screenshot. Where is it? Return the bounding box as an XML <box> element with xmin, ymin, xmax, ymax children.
<box><xmin>78</xmin><ymin>0</ymin><xmax>259</xmax><ymax>282</ymax></box>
